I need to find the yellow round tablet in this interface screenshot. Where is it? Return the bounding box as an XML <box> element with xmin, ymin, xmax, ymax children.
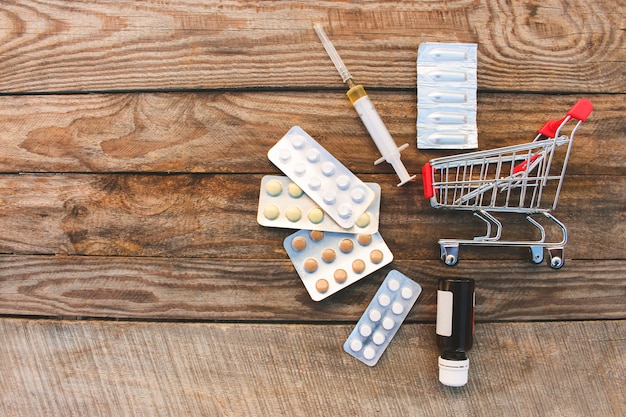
<box><xmin>307</xmin><ymin>207</ymin><xmax>324</xmax><ymax>224</ymax></box>
<box><xmin>355</xmin><ymin>213</ymin><xmax>371</xmax><ymax>228</ymax></box>
<box><xmin>265</xmin><ymin>179</ymin><xmax>283</xmax><ymax>196</ymax></box>
<box><xmin>287</xmin><ymin>182</ymin><xmax>303</xmax><ymax>198</ymax></box>
<box><xmin>263</xmin><ymin>204</ymin><xmax>280</xmax><ymax>220</ymax></box>
<box><xmin>285</xmin><ymin>206</ymin><xmax>302</xmax><ymax>222</ymax></box>
<box><xmin>315</xmin><ymin>279</ymin><xmax>329</xmax><ymax>293</ymax></box>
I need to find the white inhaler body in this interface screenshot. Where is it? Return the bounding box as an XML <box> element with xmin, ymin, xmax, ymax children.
<box><xmin>347</xmin><ymin>84</ymin><xmax>416</xmax><ymax>187</ymax></box>
<box><xmin>436</xmin><ymin>278</ymin><xmax>475</xmax><ymax>387</ymax></box>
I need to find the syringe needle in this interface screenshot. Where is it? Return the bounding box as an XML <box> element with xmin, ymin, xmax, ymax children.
<box><xmin>313</xmin><ymin>24</ymin><xmax>352</xmax><ymax>84</ymax></box>
<box><xmin>314</xmin><ymin>24</ymin><xmax>416</xmax><ymax>187</ymax></box>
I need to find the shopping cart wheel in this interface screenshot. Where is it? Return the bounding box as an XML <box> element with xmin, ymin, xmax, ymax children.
<box><xmin>529</xmin><ymin>246</ymin><xmax>544</xmax><ymax>264</ymax></box>
<box><xmin>440</xmin><ymin>244</ymin><xmax>459</xmax><ymax>266</ymax></box>
<box><xmin>547</xmin><ymin>247</ymin><xmax>565</xmax><ymax>269</ymax></box>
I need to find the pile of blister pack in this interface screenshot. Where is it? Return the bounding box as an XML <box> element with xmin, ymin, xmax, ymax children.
<box><xmin>257</xmin><ymin>126</ymin><xmax>422</xmax><ymax>366</ymax></box>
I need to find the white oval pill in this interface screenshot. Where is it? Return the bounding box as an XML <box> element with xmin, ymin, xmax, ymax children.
<box><xmin>359</xmin><ymin>324</ymin><xmax>372</xmax><ymax>337</ymax></box>
<box><xmin>293</xmin><ymin>163</ymin><xmax>306</xmax><ymax>176</ymax></box>
<box><xmin>350</xmin><ymin>339</ymin><xmax>363</xmax><ymax>352</ymax></box>
<box><xmin>378</xmin><ymin>294</ymin><xmax>391</xmax><ymax>307</ymax></box>
<box><xmin>338</xmin><ymin>204</ymin><xmax>352</xmax><ymax>219</ymax></box>
<box><xmin>401</xmin><ymin>287</ymin><xmax>413</xmax><ymax>299</ymax></box>
<box><xmin>363</xmin><ymin>346</ymin><xmax>376</xmax><ymax>360</ymax></box>
<box><xmin>382</xmin><ymin>318</ymin><xmax>395</xmax><ymax>330</ymax></box>
<box><xmin>372</xmin><ymin>332</ymin><xmax>385</xmax><ymax>346</ymax></box>
<box><xmin>308</xmin><ymin>176</ymin><xmax>321</xmax><ymax>191</ymax></box>
<box><xmin>392</xmin><ymin>302</ymin><xmax>404</xmax><ymax>315</ymax></box>
<box><xmin>323</xmin><ymin>191</ymin><xmax>336</xmax><ymax>205</ymax></box>
<box><xmin>321</xmin><ymin>162</ymin><xmax>335</xmax><ymax>176</ymax></box>
<box><xmin>336</xmin><ymin>175</ymin><xmax>350</xmax><ymax>190</ymax></box>
<box><xmin>351</xmin><ymin>187</ymin><xmax>366</xmax><ymax>204</ymax></box>
<box><xmin>291</xmin><ymin>135</ymin><xmax>305</xmax><ymax>149</ymax></box>
<box><xmin>306</xmin><ymin>148</ymin><xmax>321</xmax><ymax>163</ymax></box>
<box><xmin>369</xmin><ymin>309</ymin><xmax>382</xmax><ymax>322</ymax></box>
<box><xmin>279</xmin><ymin>149</ymin><xmax>291</xmax><ymax>163</ymax></box>
<box><xmin>387</xmin><ymin>279</ymin><xmax>400</xmax><ymax>292</ymax></box>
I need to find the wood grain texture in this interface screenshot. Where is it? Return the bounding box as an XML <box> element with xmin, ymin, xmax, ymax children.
<box><xmin>0</xmin><ymin>318</ymin><xmax>624</xmax><ymax>417</ymax></box>
<box><xmin>0</xmin><ymin>257</ymin><xmax>624</xmax><ymax>322</ymax></box>
<box><xmin>0</xmin><ymin>92</ymin><xmax>622</xmax><ymax>174</ymax></box>
<box><xmin>0</xmin><ymin>173</ymin><xmax>623</xmax><ymax>259</ymax></box>
<box><xmin>0</xmin><ymin>0</ymin><xmax>623</xmax><ymax>93</ymax></box>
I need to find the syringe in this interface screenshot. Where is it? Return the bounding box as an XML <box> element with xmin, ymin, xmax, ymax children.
<box><xmin>314</xmin><ymin>23</ymin><xmax>416</xmax><ymax>187</ymax></box>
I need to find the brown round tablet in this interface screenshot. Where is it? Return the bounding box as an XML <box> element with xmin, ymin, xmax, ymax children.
<box><xmin>352</xmin><ymin>259</ymin><xmax>366</xmax><ymax>273</ymax></box>
<box><xmin>303</xmin><ymin>258</ymin><xmax>318</xmax><ymax>273</ymax></box>
<box><xmin>321</xmin><ymin>248</ymin><xmax>336</xmax><ymax>263</ymax></box>
<box><xmin>334</xmin><ymin>269</ymin><xmax>348</xmax><ymax>284</ymax></box>
<box><xmin>370</xmin><ymin>249</ymin><xmax>384</xmax><ymax>264</ymax></box>
<box><xmin>357</xmin><ymin>234</ymin><xmax>373</xmax><ymax>246</ymax></box>
<box><xmin>315</xmin><ymin>279</ymin><xmax>329</xmax><ymax>293</ymax></box>
<box><xmin>310</xmin><ymin>230</ymin><xmax>324</xmax><ymax>241</ymax></box>
<box><xmin>291</xmin><ymin>236</ymin><xmax>307</xmax><ymax>251</ymax></box>
<box><xmin>339</xmin><ymin>238</ymin><xmax>354</xmax><ymax>253</ymax></box>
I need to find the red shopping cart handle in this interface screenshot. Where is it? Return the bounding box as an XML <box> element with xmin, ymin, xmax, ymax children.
<box><xmin>567</xmin><ymin>98</ymin><xmax>593</xmax><ymax>121</ymax></box>
<box><xmin>422</xmin><ymin>162</ymin><xmax>434</xmax><ymax>199</ymax></box>
<box><xmin>538</xmin><ymin>99</ymin><xmax>593</xmax><ymax>137</ymax></box>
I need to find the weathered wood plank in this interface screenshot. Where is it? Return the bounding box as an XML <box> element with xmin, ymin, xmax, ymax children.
<box><xmin>0</xmin><ymin>92</ymin><xmax>621</xmax><ymax>174</ymax></box>
<box><xmin>0</xmin><ymin>173</ymin><xmax>623</xmax><ymax>259</ymax></box>
<box><xmin>0</xmin><ymin>318</ymin><xmax>624</xmax><ymax>416</ymax></box>
<box><xmin>0</xmin><ymin>1</ymin><xmax>623</xmax><ymax>93</ymax></box>
<box><xmin>0</xmin><ymin>257</ymin><xmax>624</xmax><ymax>321</ymax></box>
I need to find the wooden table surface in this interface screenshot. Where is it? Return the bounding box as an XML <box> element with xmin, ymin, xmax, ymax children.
<box><xmin>1</xmin><ymin>1</ymin><xmax>624</xmax><ymax>416</ymax></box>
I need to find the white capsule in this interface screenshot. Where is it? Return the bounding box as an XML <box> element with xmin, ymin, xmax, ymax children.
<box><xmin>428</xmin><ymin>90</ymin><xmax>467</xmax><ymax>103</ymax></box>
<box><xmin>428</xmin><ymin>48</ymin><xmax>468</xmax><ymax>61</ymax></box>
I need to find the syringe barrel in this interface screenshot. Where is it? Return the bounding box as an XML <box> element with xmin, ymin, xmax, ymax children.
<box><xmin>347</xmin><ymin>85</ymin><xmax>415</xmax><ymax>186</ymax></box>
<box><xmin>347</xmin><ymin>85</ymin><xmax>400</xmax><ymax>160</ymax></box>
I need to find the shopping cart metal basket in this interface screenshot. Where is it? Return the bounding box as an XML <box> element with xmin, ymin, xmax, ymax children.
<box><xmin>421</xmin><ymin>99</ymin><xmax>593</xmax><ymax>269</ymax></box>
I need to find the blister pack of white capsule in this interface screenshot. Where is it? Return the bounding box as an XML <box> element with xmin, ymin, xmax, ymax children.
<box><xmin>344</xmin><ymin>270</ymin><xmax>422</xmax><ymax>366</ymax></box>
<box><xmin>268</xmin><ymin>126</ymin><xmax>375</xmax><ymax>229</ymax></box>
<box><xmin>257</xmin><ymin>175</ymin><xmax>380</xmax><ymax>234</ymax></box>
<box><xmin>283</xmin><ymin>230</ymin><xmax>393</xmax><ymax>302</ymax></box>
<box><xmin>417</xmin><ymin>43</ymin><xmax>478</xmax><ymax>149</ymax></box>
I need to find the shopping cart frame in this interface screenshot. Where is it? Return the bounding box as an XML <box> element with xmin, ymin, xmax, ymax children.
<box><xmin>422</xmin><ymin>99</ymin><xmax>593</xmax><ymax>269</ymax></box>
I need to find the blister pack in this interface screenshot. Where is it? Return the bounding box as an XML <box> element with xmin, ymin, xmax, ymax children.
<box><xmin>283</xmin><ymin>230</ymin><xmax>393</xmax><ymax>302</ymax></box>
<box><xmin>268</xmin><ymin>126</ymin><xmax>375</xmax><ymax>229</ymax></box>
<box><xmin>257</xmin><ymin>175</ymin><xmax>380</xmax><ymax>234</ymax></box>
<box><xmin>417</xmin><ymin>43</ymin><xmax>478</xmax><ymax>149</ymax></box>
<box><xmin>344</xmin><ymin>270</ymin><xmax>422</xmax><ymax>366</ymax></box>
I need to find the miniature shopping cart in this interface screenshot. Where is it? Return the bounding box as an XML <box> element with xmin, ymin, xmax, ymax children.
<box><xmin>421</xmin><ymin>99</ymin><xmax>593</xmax><ymax>269</ymax></box>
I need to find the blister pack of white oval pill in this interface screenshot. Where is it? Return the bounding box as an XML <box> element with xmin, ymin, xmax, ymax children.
<box><xmin>257</xmin><ymin>175</ymin><xmax>380</xmax><ymax>234</ymax></box>
<box><xmin>344</xmin><ymin>270</ymin><xmax>422</xmax><ymax>366</ymax></box>
<box><xmin>268</xmin><ymin>126</ymin><xmax>375</xmax><ymax>229</ymax></box>
<box><xmin>417</xmin><ymin>43</ymin><xmax>477</xmax><ymax>150</ymax></box>
<box><xmin>283</xmin><ymin>230</ymin><xmax>393</xmax><ymax>302</ymax></box>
